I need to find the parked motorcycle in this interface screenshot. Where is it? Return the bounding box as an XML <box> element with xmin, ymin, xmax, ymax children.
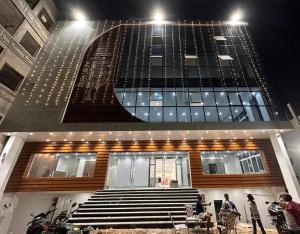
<box><xmin>51</xmin><ymin>202</ymin><xmax>84</xmax><ymax>234</ymax></box>
<box><xmin>266</xmin><ymin>201</ymin><xmax>287</xmax><ymax>233</ymax></box>
<box><xmin>26</xmin><ymin>208</ymin><xmax>56</xmax><ymax>234</ymax></box>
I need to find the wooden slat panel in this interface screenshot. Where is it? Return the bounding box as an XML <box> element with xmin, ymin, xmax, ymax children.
<box><xmin>5</xmin><ymin>139</ymin><xmax>285</xmax><ymax>192</ymax></box>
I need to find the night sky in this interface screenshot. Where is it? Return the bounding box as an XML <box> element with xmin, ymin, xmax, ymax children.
<box><xmin>54</xmin><ymin>0</ymin><xmax>300</xmax><ymax>116</ymax></box>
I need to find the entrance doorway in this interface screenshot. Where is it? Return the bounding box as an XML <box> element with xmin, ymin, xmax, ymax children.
<box><xmin>106</xmin><ymin>152</ymin><xmax>191</xmax><ymax>189</ymax></box>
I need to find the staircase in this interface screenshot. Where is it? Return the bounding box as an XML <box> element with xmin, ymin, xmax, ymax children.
<box><xmin>69</xmin><ymin>188</ymin><xmax>199</xmax><ymax>229</ymax></box>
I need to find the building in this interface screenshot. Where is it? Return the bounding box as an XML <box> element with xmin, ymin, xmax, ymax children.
<box><xmin>0</xmin><ymin>15</ymin><xmax>299</xmax><ymax>233</ymax></box>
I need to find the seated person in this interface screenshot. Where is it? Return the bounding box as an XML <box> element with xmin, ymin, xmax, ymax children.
<box><xmin>195</xmin><ymin>195</ymin><xmax>213</xmax><ymax>229</ymax></box>
<box><xmin>218</xmin><ymin>202</ymin><xmax>240</xmax><ymax>233</ymax></box>
<box><xmin>280</xmin><ymin>193</ymin><xmax>300</xmax><ymax>230</ymax></box>
<box><xmin>195</xmin><ymin>194</ymin><xmax>211</xmax><ymax>215</ymax></box>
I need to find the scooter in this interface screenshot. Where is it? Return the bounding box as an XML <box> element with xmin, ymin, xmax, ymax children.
<box><xmin>26</xmin><ymin>208</ymin><xmax>56</xmax><ymax>234</ymax></box>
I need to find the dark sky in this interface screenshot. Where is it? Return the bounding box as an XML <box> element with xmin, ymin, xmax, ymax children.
<box><xmin>54</xmin><ymin>0</ymin><xmax>300</xmax><ymax>116</ymax></box>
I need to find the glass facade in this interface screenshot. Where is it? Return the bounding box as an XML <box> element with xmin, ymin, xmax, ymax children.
<box><xmin>27</xmin><ymin>153</ymin><xmax>96</xmax><ymax>178</ymax></box>
<box><xmin>201</xmin><ymin>150</ymin><xmax>266</xmax><ymax>175</ymax></box>
<box><xmin>112</xmin><ymin>23</ymin><xmax>284</xmax><ymax>122</ymax></box>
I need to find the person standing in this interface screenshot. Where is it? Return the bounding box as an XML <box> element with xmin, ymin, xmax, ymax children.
<box><xmin>247</xmin><ymin>194</ymin><xmax>266</xmax><ymax>234</ymax></box>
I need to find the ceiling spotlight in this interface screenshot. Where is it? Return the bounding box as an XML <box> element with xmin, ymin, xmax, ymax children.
<box><xmin>230</xmin><ymin>9</ymin><xmax>244</xmax><ymax>24</ymax></box>
<box><xmin>153</xmin><ymin>8</ymin><xmax>165</xmax><ymax>24</ymax></box>
<box><xmin>73</xmin><ymin>9</ymin><xmax>86</xmax><ymax>21</ymax></box>
<box><xmin>29</xmin><ymin>132</ymin><xmax>34</xmax><ymax>136</ymax></box>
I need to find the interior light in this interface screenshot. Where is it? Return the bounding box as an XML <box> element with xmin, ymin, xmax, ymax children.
<box><xmin>29</xmin><ymin>132</ymin><xmax>34</xmax><ymax>136</ymax></box>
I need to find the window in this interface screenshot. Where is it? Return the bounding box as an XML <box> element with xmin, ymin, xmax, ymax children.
<box><xmin>37</xmin><ymin>8</ymin><xmax>54</xmax><ymax>31</ymax></box>
<box><xmin>27</xmin><ymin>153</ymin><xmax>96</xmax><ymax>178</ymax></box>
<box><xmin>151</xmin><ymin>56</ymin><xmax>162</xmax><ymax>66</ymax></box>
<box><xmin>185</xmin><ymin>55</ymin><xmax>198</xmax><ymax>66</ymax></box>
<box><xmin>189</xmin><ymin>92</ymin><xmax>203</xmax><ymax>106</ymax></box>
<box><xmin>0</xmin><ymin>0</ymin><xmax>25</xmax><ymax>35</ymax></box>
<box><xmin>0</xmin><ymin>63</ymin><xmax>24</xmax><ymax>91</ymax></box>
<box><xmin>218</xmin><ymin>55</ymin><xmax>233</xmax><ymax>60</ymax></box>
<box><xmin>20</xmin><ymin>31</ymin><xmax>41</xmax><ymax>57</ymax></box>
<box><xmin>201</xmin><ymin>150</ymin><xmax>266</xmax><ymax>175</ymax></box>
<box><xmin>214</xmin><ymin>36</ymin><xmax>226</xmax><ymax>41</ymax></box>
<box><xmin>25</xmin><ymin>0</ymin><xmax>39</xmax><ymax>9</ymax></box>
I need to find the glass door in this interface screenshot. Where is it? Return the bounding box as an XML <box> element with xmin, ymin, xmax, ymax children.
<box><xmin>106</xmin><ymin>152</ymin><xmax>191</xmax><ymax>189</ymax></box>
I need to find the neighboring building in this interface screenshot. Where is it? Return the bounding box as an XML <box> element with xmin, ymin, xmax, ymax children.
<box><xmin>0</xmin><ymin>18</ymin><xmax>299</xmax><ymax>232</ymax></box>
<box><xmin>0</xmin><ymin>0</ymin><xmax>58</xmax><ymax>121</ymax></box>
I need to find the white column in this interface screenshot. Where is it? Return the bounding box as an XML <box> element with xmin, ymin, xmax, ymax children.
<box><xmin>0</xmin><ymin>136</ymin><xmax>25</xmax><ymax>202</ymax></box>
<box><xmin>270</xmin><ymin>132</ymin><xmax>300</xmax><ymax>201</ymax></box>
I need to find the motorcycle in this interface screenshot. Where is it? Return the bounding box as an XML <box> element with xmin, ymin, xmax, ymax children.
<box><xmin>266</xmin><ymin>201</ymin><xmax>287</xmax><ymax>233</ymax></box>
<box><xmin>26</xmin><ymin>208</ymin><xmax>56</xmax><ymax>234</ymax></box>
<box><xmin>51</xmin><ymin>202</ymin><xmax>85</xmax><ymax>234</ymax></box>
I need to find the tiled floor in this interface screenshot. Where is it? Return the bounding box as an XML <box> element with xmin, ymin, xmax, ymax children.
<box><xmin>91</xmin><ymin>223</ymin><xmax>278</xmax><ymax>234</ymax></box>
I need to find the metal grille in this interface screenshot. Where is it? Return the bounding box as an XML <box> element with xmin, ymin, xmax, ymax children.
<box><xmin>0</xmin><ymin>0</ymin><xmax>24</xmax><ymax>35</ymax></box>
<box><xmin>37</xmin><ymin>8</ymin><xmax>54</xmax><ymax>31</ymax></box>
<box><xmin>20</xmin><ymin>31</ymin><xmax>41</xmax><ymax>57</ymax></box>
<box><xmin>0</xmin><ymin>63</ymin><xmax>24</xmax><ymax>92</ymax></box>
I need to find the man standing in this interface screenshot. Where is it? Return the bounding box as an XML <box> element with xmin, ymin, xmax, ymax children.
<box><xmin>223</xmin><ymin>193</ymin><xmax>238</xmax><ymax>212</ymax></box>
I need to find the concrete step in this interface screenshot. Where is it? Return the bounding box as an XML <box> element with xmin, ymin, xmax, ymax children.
<box><xmin>80</xmin><ymin>202</ymin><xmax>194</xmax><ymax>207</ymax></box>
<box><xmin>84</xmin><ymin>199</ymin><xmax>197</xmax><ymax>204</ymax></box>
<box><xmin>73</xmin><ymin>211</ymin><xmax>187</xmax><ymax>217</ymax></box>
<box><xmin>70</xmin><ymin>215</ymin><xmax>187</xmax><ymax>222</ymax></box>
<box><xmin>89</xmin><ymin>195</ymin><xmax>197</xmax><ymax>200</ymax></box>
<box><xmin>76</xmin><ymin>206</ymin><xmax>190</xmax><ymax>212</ymax></box>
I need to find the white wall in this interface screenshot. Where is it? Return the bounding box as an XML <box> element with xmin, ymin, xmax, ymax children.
<box><xmin>197</xmin><ymin>186</ymin><xmax>285</xmax><ymax>229</ymax></box>
<box><xmin>283</xmin><ymin>130</ymin><xmax>300</xmax><ymax>183</ymax></box>
<box><xmin>7</xmin><ymin>192</ymin><xmax>93</xmax><ymax>234</ymax></box>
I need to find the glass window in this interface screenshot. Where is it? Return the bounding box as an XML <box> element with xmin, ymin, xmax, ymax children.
<box><xmin>202</xmin><ymin>92</ymin><xmax>215</xmax><ymax>106</ymax></box>
<box><xmin>177</xmin><ymin>107</ymin><xmax>191</xmax><ymax>122</ymax></box>
<box><xmin>191</xmin><ymin>107</ymin><xmax>205</xmax><ymax>122</ymax></box>
<box><xmin>150</xmin><ymin>107</ymin><xmax>162</xmax><ymax>122</ymax></box>
<box><xmin>215</xmin><ymin>92</ymin><xmax>229</xmax><ymax>106</ymax></box>
<box><xmin>136</xmin><ymin>91</ymin><xmax>149</xmax><ymax>106</ymax></box>
<box><xmin>27</xmin><ymin>153</ymin><xmax>96</xmax><ymax>178</ymax></box>
<box><xmin>164</xmin><ymin>107</ymin><xmax>177</xmax><ymax>122</ymax></box>
<box><xmin>228</xmin><ymin>92</ymin><xmax>241</xmax><ymax>105</ymax></box>
<box><xmin>204</xmin><ymin>107</ymin><xmax>219</xmax><ymax>122</ymax></box>
<box><xmin>201</xmin><ymin>150</ymin><xmax>266</xmax><ymax>175</ymax></box>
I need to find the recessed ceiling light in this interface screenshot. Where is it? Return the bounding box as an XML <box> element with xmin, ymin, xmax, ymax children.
<box><xmin>262</xmin><ymin>130</ymin><xmax>266</xmax><ymax>133</ymax></box>
<box><xmin>64</xmin><ymin>139</ymin><xmax>67</xmax><ymax>142</ymax></box>
<box><xmin>98</xmin><ymin>138</ymin><xmax>102</xmax><ymax>141</ymax></box>
<box><xmin>233</xmin><ymin>136</ymin><xmax>237</xmax><ymax>139</ymax></box>
<box><xmin>148</xmin><ymin>131</ymin><xmax>151</xmax><ymax>134</ymax></box>
<box><xmin>69</xmin><ymin>132</ymin><xmax>73</xmax><ymax>135</ymax></box>
<box><xmin>89</xmin><ymin>132</ymin><xmax>93</xmax><ymax>135</ymax></box>
<box><xmin>81</xmin><ymin>139</ymin><xmax>84</xmax><ymax>141</ymax></box>
<box><xmin>29</xmin><ymin>132</ymin><xmax>34</xmax><ymax>136</ymax></box>
<box><xmin>46</xmin><ymin>139</ymin><xmax>50</xmax><ymax>142</ymax></box>
<box><xmin>128</xmin><ymin>131</ymin><xmax>131</xmax><ymax>135</ymax></box>
<box><xmin>49</xmin><ymin>132</ymin><xmax>53</xmax><ymax>135</ymax></box>
<box><xmin>116</xmin><ymin>138</ymin><xmax>119</xmax><ymax>141</ymax></box>
<box><xmin>133</xmin><ymin>138</ymin><xmax>136</xmax><ymax>141</ymax></box>
<box><xmin>109</xmin><ymin>131</ymin><xmax>112</xmax><ymax>135</ymax></box>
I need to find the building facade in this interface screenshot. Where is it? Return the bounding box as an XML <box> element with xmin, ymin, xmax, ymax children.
<box><xmin>0</xmin><ymin>0</ymin><xmax>58</xmax><ymax>121</ymax></box>
<box><xmin>0</xmin><ymin>19</ymin><xmax>299</xmax><ymax>232</ymax></box>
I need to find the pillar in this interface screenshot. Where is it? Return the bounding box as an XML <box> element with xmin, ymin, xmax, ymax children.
<box><xmin>0</xmin><ymin>135</ymin><xmax>25</xmax><ymax>201</ymax></box>
<box><xmin>270</xmin><ymin>132</ymin><xmax>300</xmax><ymax>201</ymax></box>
